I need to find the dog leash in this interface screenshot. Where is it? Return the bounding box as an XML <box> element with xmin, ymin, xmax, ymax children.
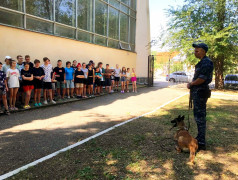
<box><xmin>187</xmin><ymin>89</ymin><xmax>193</xmax><ymax>131</ymax></box>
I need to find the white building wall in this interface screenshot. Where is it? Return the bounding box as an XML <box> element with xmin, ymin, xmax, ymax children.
<box><xmin>135</xmin><ymin>0</ymin><xmax>151</xmax><ymax>79</ymax></box>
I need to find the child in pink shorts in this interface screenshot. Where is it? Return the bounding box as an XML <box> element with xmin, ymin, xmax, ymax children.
<box><xmin>131</xmin><ymin>68</ymin><xmax>137</xmax><ymax>93</ymax></box>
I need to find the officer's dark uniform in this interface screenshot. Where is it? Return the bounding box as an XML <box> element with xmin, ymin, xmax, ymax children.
<box><xmin>191</xmin><ymin>53</ymin><xmax>213</xmax><ymax>146</ymax></box>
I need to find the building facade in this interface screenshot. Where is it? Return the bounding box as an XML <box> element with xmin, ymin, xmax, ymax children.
<box><xmin>0</xmin><ymin>0</ymin><xmax>150</xmax><ymax>82</ymax></box>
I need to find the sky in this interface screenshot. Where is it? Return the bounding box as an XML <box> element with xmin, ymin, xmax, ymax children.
<box><xmin>149</xmin><ymin>0</ymin><xmax>185</xmax><ymax>51</ymax></box>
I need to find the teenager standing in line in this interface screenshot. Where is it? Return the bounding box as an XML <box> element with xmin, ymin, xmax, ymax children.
<box><xmin>87</xmin><ymin>63</ymin><xmax>95</xmax><ymax>97</ymax></box>
<box><xmin>74</xmin><ymin>63</ymin><xmax>84</xmax><ymax>98</ymax></box>
<box><xmin>24</xmin><ymin>55</ymin><xmax>34</xmax><ymax>69</ymax></box>
<box><xmin>41</xmin><ymin>57</ymin><xmax>56</xmax><ymax>105</ymax></box>
<box><xmin>121</xmin><ymin>67</ymin><xmax>126</xmax><ymax>93</ymax></box>
<box><xmin>33</xmin><ymin>59</ymin><xmax>45</xmax><ymax>106</ymax></box>
<box><xmin>114</xmin><ymin>64</ymin><xmax>121</xmax><ymax>91</ymax></box>
<box><xmin>0</xmin><ymin>62</ymin><xmax>10</xmax><ymax>115</ymax></box>
<box><xmin>94</xmin><ymin>67</ymin><xmax>102</xmax><ymax>95</ymax></box>
<box><xmin>53</xmin><ymin>60</ymin><xmax>66</xmax><ymax>100</ymax></box>
<box><xmin>81</xmin><ymin>63</ymin><xmax>88</xmax><ymax>98</ymax></box>
<box><xmin>16</xmin><ymin>55</ymin><xmax>25</xmax><ymax>105</ymax></box>
<box><xmin>104</xmin><ymin>64</ymin><xmax>112</xmax><ymax>93</ymax></box>
<box><xmin>65</xmin><ymin>61</ymin><xmax>74</xmax><ymax>98</ymax></box>
<box><xmin>2</xmin><ymin>56</ymin><xmax>11</xmax><ymax>74</ymax></box>
<box><xmin>21</xmin><ymin>63</ymin><xmax>34</xmax><ymax>109</ymax></box>
<box><xmin>6</xmin><ymin>60</ymin><xmax>20</xmax><ymax>110</ymax></box>
<box><xmin>131</xmin><ymin>68</ymin><xmax>137</xmax><ymax>93</ymax></box>
<box><xmin>98</xmin><ymin>62</ymin><xmax>105</xmax><ymax>93</ymax></box>
<box><xmin>110</xmin><ymin>67</ymin><xmax>115</xmax><ymax>93</ymax></box>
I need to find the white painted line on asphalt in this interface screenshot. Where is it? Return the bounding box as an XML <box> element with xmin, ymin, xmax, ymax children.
<box><xmin>0</xmin><ymin>93</ymin><xmax>188</xmax><ymax>180</ymax></box>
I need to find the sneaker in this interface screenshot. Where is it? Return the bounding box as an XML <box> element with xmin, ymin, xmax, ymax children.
<box><xmin>38</xmin><ymin>103</ymin><xmax>42</xmax><ymax>106</ymax></box>
<box><xmin>111</xmin><ymin>90</ymin><xmax>114</xmax><ymax>93</ymax></box>
<box><xmin>14</xmin><ymin>107</ymin><xmax>18</xmax><ymax>111</ymax></box>
<box><xmin>51</xmin><ymin>100</ymin><xmax>56</xmax><ymax>104</ymax></box>
<box><xmin>68</xmin><ymin>96</ymin><xmax>70</xmax><ymax>99</ymax></box>
<box><xmin>0</xmin><ymin>109</ymin><xmax>3</xmax><ymax>113</ymax></box>
<box><xmin>34</xmin><ymin>103</ymin><xmax>39</xmax><ymax>107</ymax></box>
<box><xmin>27</xmin><ymin>105</ymin><xmax>31</xmax><ymax>109</ymax></box>
<box><xmin>127</xmin><ymin>90</ymin><xmax>129</xmax><ymax>93</ymax></box>
<box><xmin>4</xmin><ymin>110</ymin><xmax>10</xmax><ymax>115</ymax></box>
<box><xmin>43</xmin><ymin>100</ymin><xmax>48</xmax><ymax>105</ymax></box>
<box><xmin>9</xmin><ymin>107</ymin><xmax>14</xmax><ymax>111</ymax></box>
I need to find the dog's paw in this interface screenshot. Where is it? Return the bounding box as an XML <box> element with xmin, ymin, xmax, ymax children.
<box><xmin>186</xmin><ymin>161</ymin><xmax>195</xmax><ymax>167</ymax></box>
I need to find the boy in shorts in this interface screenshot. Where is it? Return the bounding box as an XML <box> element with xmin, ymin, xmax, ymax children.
<box><xmin>41</xmin><ymin>57</ymin><xmax>56</xmax><ymax>104</ymax></box>
<box><xmin>114</xmin><ymin>64</ymin><xmax>121</xmax><ymax>91</ymax></box>
<box><xmin>104</xmin><ymin>64</ymin><xmax>112</xmax><ymax>93</ymax></box>
<box><xmin>53</xmin><ymin>60</ymin><xmax>66</xmax><ymax>100</ymax></box>
<box><xmin>94</xmin><ymin>67</ymin><xmax>102</xmax><ymax>95</ymax></box>
<box><xmin>0</xmin><ymin>62</ymin><xmax>10</xmax><ymax>115</ymax></box>
<box><xmin>74</xmin><ymin>64</ymin><xmax>84</xmax><ymax>98</ymax></box>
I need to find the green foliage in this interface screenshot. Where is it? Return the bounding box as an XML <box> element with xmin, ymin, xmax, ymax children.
<box><xmin>160</xmin><ymin>0</ymin><xmax>238</xmax><ymax>88</ymax></box>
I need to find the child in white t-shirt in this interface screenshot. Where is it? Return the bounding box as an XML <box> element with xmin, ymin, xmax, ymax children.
<box><xmin>114</xmin><ymin>64</ymin><xmax>121</xmax><ymax>91</ymax></box>
<box><xmin>6</xmin><ymin>60</ymin><xmax>20</xmax><ymax>110</ymax></box>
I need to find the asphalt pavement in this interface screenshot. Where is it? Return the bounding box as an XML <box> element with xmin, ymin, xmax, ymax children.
<box><xmin>0</xmin><ymin>82</ymin><xmax>187</xmax><ymax>175</ymax></box>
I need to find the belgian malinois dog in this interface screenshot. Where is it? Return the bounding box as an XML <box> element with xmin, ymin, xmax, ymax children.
<box><xmin>171</xmin><ymin>115</ymin><xmax>198</xmax><ymax>164</ymax></box>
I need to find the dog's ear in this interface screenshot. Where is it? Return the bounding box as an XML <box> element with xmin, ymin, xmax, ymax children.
<box><xmin>178</xmin><ymin>115</ymin><xmax>181</xmax><ymax>119</ymax></box>
<box><xmin>181</xmin><ymin>115</ymin><xmax>185</xmax><ymax>120</ymax></box>
<box><xmin>171</xmin><ymin>119</ymin><xmax>176</xmax><ymax>123</ymax></box>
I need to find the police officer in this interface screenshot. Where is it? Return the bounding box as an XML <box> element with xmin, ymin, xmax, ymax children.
<box><xmin>187</xmin><ymin>43</ymin><xmax>214</xmax><ymax>151</ymax></box>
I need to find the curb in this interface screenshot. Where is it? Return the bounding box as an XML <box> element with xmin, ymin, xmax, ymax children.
<box><xmin>1</xmin><ymin>85</ymin><xmax>147</xmax><ymax>115</ymax></box>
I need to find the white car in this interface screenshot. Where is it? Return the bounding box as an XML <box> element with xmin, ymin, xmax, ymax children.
<box><xmin>224</xmin><ymin>74</ymin><xmax>238</xmax><ymax>88</ymax></box>
<box><xmin>166</xmin><ymin>71</ymin><xmax>192</xmax><ymax>83</ymax></box>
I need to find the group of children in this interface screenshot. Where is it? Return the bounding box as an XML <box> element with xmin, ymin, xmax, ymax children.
<box><xmin>0</xmin><ymin>55</ymin><xmax>137</xmax><ymax>115</ymax></box>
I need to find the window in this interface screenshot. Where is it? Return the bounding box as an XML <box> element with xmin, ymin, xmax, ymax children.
<box><xmin>55</xmin><ymin>0</ymin><xmax>76</xmax><ymax>26</ymax></box>
<box><xmin>121</xmin><ymin>4</ymin><xmax>129</xmax><ymax>14</ymax></box>
<box><xmin>77</xmin><ymin>30</ymin><xmax>92</xmax><ymax>43</ymax></box>
<box><xmin>0</xmin><ymin>0</ymin><xmax>137</xmax><ymax>51</ymax></box>
<box><xmin>109</xmin><ymin>7</ymin><xmax>119</xmax><ymax>39</ymax></box>
<box><xmin>119</xmin><ymin>42</ymin><xmax>131</xmax><ymax>51</ymax></box>
<box><xmin>108</xmin><ymin>40</ymin><xmax>119</xmax><ymax>49</ymax></box>
<box><xmin>130</xmin><ymin>17</ymin><xmax>136</xmax><ymax>44</ymax></box>
<box><xmin>0</xmin><ymin>0</ymin><xmax>23</xmax><ymax>11</ymax></box>
<box><xmin>130</xmin><ymin>10</ymin><xmax>136</xmax><ymax>18</ymax></box>
<box><xmin>121</xmin><ymin>0</ymin><xmax>129</xmax><ymax>6</ymax></box>
<box><xmin>55</xmin><ymin>24</ymin><xmax>75</xmax><ymax>39</ymax></box>
<box><xmin>95</xmin><ymin>35</ymin><xmax>107</xmax><ymax>46</ymax></box>
<box><xmin>109</xmin><ymin>0</ymin><xmax>120</xmax><ymax>9</ymax></box>
<box><xmin>0</xmin><ymin>8</ymin><xmax>23</xmax><ymax>27</ymax></box>
<box><xmin>131</xmin><ymin>0</ymin><xmax>136</xmax><ymax>10</ymax></box>
<box><xmin>95</xmin><ymin>0</ymin><xmax>108</xmax><ymax>36</ymax></box>
<box><xmin>26</xmin><ymin>0</ymin><xmax>53</xmax><ymax>20</ymax></box>
<box><xmin>120</xmin><ymin>13</ymin><xmax>129</xmax><ymax>42</ymax></box>
<box><xmin>77</xmin><ymin>0</ymin><xmax>93</xmax><ymax>31</ymax></box>
<box><xmin>26</xmin><ymin>16</ymin><xmax>53</xmax><ymax>34</ymax></box>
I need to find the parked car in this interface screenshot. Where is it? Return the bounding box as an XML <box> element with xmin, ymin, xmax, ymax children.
<box><xmin>224</xmin><ymin>74</ymin><xmax>238</xmax><ymax>88</ymax></box>
<box><xmin>166</xmin><ymin>71</ymin><xmax>192</xmax><ymax>83</ymax></box>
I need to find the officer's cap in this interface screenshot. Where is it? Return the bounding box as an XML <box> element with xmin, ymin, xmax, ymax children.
<box><xmin>192</xmin><ymin>43</ymin><xmax>208</xmax><ymax>53</ymax></box>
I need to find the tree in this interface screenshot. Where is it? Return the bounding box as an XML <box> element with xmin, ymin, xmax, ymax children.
<box><xmin>161</xmin><ymin>0</ymin><xmax>238</xmax><ymax>89</ymax></box>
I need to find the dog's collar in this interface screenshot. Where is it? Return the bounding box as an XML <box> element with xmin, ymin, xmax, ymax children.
<box><xmin>177</xmin><ymin>127</ymin><xmax>188</xmax><ymax>131</ymax></box>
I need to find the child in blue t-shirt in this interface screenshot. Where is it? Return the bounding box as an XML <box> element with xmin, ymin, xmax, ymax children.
<box><xmin>65</xmin><ymin>61</ymin><xmax>74</xmax><ymax>98</ymax></box>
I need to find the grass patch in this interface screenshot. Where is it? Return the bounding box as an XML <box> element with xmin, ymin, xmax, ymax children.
<box><xmin>10</xmin><ymin>96</ymin><xmax>238</xmax><ymax>180</ymax></box>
